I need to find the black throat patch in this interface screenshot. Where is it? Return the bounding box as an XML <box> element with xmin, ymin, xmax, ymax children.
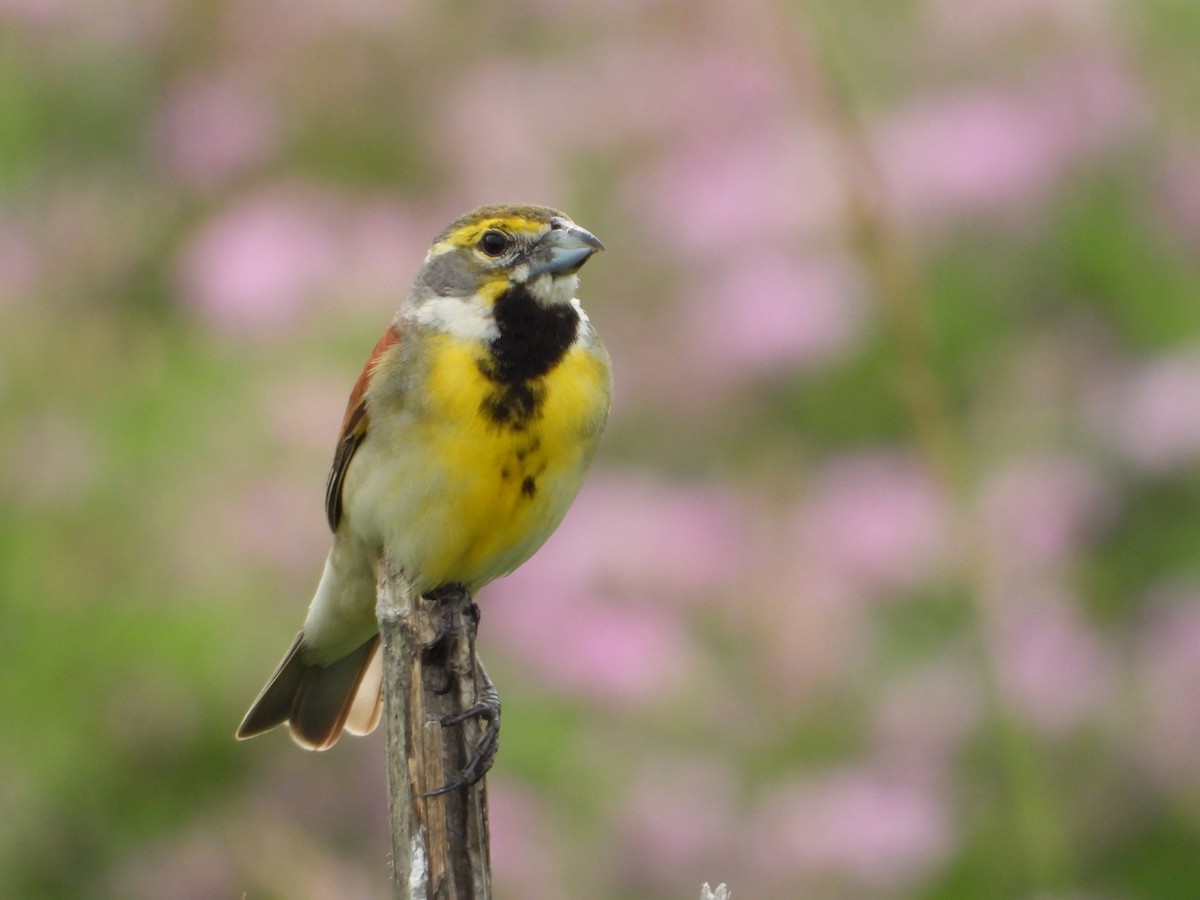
<box><xmin>478</xmin><ymin>285</ymin><xmax>579</xmax><ymax>428</ymax></box>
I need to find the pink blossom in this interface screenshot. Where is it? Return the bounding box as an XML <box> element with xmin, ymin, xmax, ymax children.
<box><xmin>108</xmin><ymin>828</ymin><xmax>240</xmax><ymax>900</ymax></box>
<box><xmin>624</xmin><ymin>122</ymin><xmax>846</xmax><ymax>259</ymax></box>
<box><xmin>750</xmin><ymin>766</ymin><xmax>953</xmax><ymax>891</ymax></box>
<box><xmin>484</xmin><ymin>475</ymin><xmax>745</xmax><ymax>704</ymax></box>
<box><xmin>336</xmin><ymin>201</ymin><xmax>427</xmax><ymax>313</ymax></box>
<box><xmin>169</xmin><ymin>475</ymin><xmax>325</xmax><ymax>599</ymax></box>
<box><xmin>612</xmin><ymin>758</ymin><xmax>739</xmax><ymax>889</ymax></box>
<box><xmin>220</xmin><ymin>0</ymin><xmax>419</xmax><ymax>61</ymax></box>
<box><xmin>175</xmin><ymin>187</ymin><xmax>341</xmax><ymax>337</ymax></box>
<box><xmin>565</xmin><ymin>39</ymin><xmax>783</xmax><ymax>147</ymax></box>
<box><xmin>233</xmin><ymin>479</ymin><xmax>329</xmax><ymax>574</ymax></box>
<box><xmin>438</xmin><ymin>40</ymin><xmax>784</xmax><ymax>179</ymax></box>
<box><xmin>154</xmin><ymin>74</ymin><xmax>279</xmax><ymax>189</ymax></box>
<box><xmin>487</xmin><ymin>583</ymin><xmax>694</xmax><ymax>707</ymax></box>
<box><xmin>746</xmin><ymin>455</ymin><xmax>950</xmax><ymax>698</ymax></box>
<box><xmin>5</xmin><ymin>0</ymin><xmax>174</xmax><ymax>48</ymax></box>
<box><xmin>1101</xmin><ymin>352</ymin><xmax>1200</xmax><ymax>471</ymax></box>
<box><xmin>922</xmin><ymin>0</ymin><xmax>1112</xmax><ymax>52</ymax></box>
<box><xmin>989</xmin><ymin>589</ymin><xmax>1113</xmax><ymax>734</ymax></box>
<box><xmin>872</xmin><ymin>660</ymin><xmax>981</xmax><ymax>770</ymax></box>
<box><xmin>0</xmin><ymin>221</ymin><xmax>38</xmax><ymax>304</ymax></box>
<box><xmin>488</xmin><ymin>782</ymin><xmax>568</xmax><ymax>898</ymax></box>
<box><xmin>259</xmin><ymin>370</ymin><xmax>351</xmax><ymax>458</ymax></box>
<box><xmin>0</xmin><ymin>0</ymin><xmax>68</xmax><ymax>27</ymax></box>
<box><xmin>1133</xmin><ymin>588</ymin><xmax>1200</xmax><ymax>790</ymax></box>
<box><xmin>681</xmin><ymin>252</ymin><xmax>867</xmax><ymax>380</ymax></box>
<box><xmin>875</xmin><ymin>57</ymin><xmax>1143</xmax><ymax>230</ymax></box>
<box><xmin>980</xmin><ymin>455</ymin><xmax>1114</xmax><ymax>568</ymax></box>
<box><xmin>490</xmin><ymin>473</ymin><xmax>747</xmax><ymax>602</ymax></box>
<box><xmin>793</xmin><ymin>452</ymin><xmax>950</xmax><ymax>600</ymax></box>
<box><xmin>876</xmin><ymin>88</ymin><xmax>1061</xmax><ymax>224</ymax></box>
<box><xmin>1160</xmin><ymin>148</ymin><xmax>1200</xmax><ymax>242</ymax></box>
<box><xmin>435</xmin><ymin>60</ymin><xmax>564</xmax><ymax>204</ymax></box>
<box><xmin>754</xmin><ymin>561</ymin><xmax>872</xmax><ymax>699</ymax></box>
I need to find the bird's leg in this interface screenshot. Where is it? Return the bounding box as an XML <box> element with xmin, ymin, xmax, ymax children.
<box><xmin>420</xmin><ymin>586</ymin><xmax>501</xmax><ymax>795</ymax></box>
<box><xmin>420</xmin><ymin>584</ymin><xmax>471</xmax><ymax>694</ymax></box>
<box><xmin>425</xmin><ymin>653</ymin><xmax>501</xmax><ymax>796</ymax></box>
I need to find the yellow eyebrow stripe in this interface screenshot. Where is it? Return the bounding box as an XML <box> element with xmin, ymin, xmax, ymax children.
<box><xmin>448</xmin><ymin>216</ymin><xmax>544</xmax><ymax>245</ymax></box>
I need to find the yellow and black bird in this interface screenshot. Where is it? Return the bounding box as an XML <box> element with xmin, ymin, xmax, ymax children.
<box><xmin>236</xmin><ymin>205</ymin><xmax>611</xmax><ymax>779</ymax></box>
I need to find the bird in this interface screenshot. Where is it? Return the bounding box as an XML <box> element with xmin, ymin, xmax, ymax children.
<box><xmin>236</xmin><ymin>204</ymin><xmax>611</xmax><ymax>771</ymax></box>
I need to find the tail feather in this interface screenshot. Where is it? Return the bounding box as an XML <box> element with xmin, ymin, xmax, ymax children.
<box><xmin>343</xmin><ymin>640</ymin><xmax>383</xmax><ymax>736</ymax></box>
<box><xmin>236</xmin><ymin>632</ymin><xmax>306</xmax><ymax>740</ymax></box>
<box><xmin>236</xmin><ymin>633</ymin><xmax>382</xmax><ymax>750</ymax></box>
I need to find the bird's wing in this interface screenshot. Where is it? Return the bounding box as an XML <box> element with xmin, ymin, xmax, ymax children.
<box><xmin>325</xmin><ymin>323</ymin><xmax>403</xmax><ymax>531</ymax></box>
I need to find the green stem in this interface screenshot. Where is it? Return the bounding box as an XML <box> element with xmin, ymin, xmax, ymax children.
<box><xmin>787</xmin><ymin>1</ymin><xmax>1073</xmax><ymax>891</ymax></box>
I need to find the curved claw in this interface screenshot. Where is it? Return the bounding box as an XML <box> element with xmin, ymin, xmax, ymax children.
<box><xmin>424</xmin><ymin>684</ymin><xmax>501</xmax><ymax>796</ymax></box>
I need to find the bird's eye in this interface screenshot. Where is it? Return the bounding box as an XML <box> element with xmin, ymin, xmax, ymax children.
<box><xmin>478</xmin><ymin>230</ymin><xmax>510</xmax><ymax>256</ymax></box>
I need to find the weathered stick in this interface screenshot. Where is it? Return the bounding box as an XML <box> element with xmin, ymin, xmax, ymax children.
<box><xmin>376</xmin><ymin>555</ymin><xmax>492</xmax><ymax>899</ymax></box>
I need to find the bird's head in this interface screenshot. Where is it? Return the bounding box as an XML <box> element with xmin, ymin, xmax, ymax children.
<box><xmin>414</xmin><ymin>205</ymin><xmax>604</xmax><ymax>309</ymax></box>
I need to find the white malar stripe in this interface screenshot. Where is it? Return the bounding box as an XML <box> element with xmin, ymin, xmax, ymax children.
<box><xmin>528</xmin><ymin>272</ymin><xmax>579</xmax><ymax>308</ymax></box>
<box><xmin>570</xmin><ymin>297</ymin><xmax>603</xmax><ymax>348</ymax></box>
<box><xmin>411</xmin><ymin>295</ymin><xmax>500</xmax><ymax>342</ymax></box>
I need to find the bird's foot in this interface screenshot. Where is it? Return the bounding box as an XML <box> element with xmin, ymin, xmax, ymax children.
<box><xmin>419</xmin><ymin>585</ymin><xmax>500</xmax><ymax>794</ymax></box>
<box><xmin>425</xmin><ymin>671</ymin><xmax>501</xmax><ymax>796</ymax></box>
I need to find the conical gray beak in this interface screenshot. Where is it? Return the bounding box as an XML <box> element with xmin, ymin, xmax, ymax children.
<box><xmin>528</xmin><ymin>218</ymin><xmax>605</xmax><ymax>278</ymax></box>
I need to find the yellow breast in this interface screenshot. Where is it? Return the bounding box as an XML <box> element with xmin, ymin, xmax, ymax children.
<box><xmin>384</xmin><ymin>332</ymin><xmax>611</xmax><ymax>590</ymax></box>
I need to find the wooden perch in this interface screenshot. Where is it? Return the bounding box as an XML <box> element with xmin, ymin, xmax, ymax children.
<box><xmin>376</xmin><ymin>555</ymin><xmax>492</xmax><ymax>899</ymax></box>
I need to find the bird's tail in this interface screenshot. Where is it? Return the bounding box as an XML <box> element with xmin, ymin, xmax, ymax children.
<box><xmin>236</xmin><ymin>632</ymin><xmax>383</xmax><ymax>750</ymax></box>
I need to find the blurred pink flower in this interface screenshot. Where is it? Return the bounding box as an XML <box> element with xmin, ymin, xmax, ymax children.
<box><xmin>488</xmin><ymin>584</ymin><xmax>693</xmax><ymax>706</ymax></box>
<box><xmin>488</xmin><ymin>781</ymin><xmax>568</xmax><ymax>899</ymax></box>
<box><xmin>872</xmin><ymin>659</ymin><xmax>981</xmax><ymax>771</ymax></box>
<box><xmin>485</xmin><ymin>474</ymin><xmax>746</xmax><ymax>704</ymax></box>
<box><xmin>877</xmin><ymin>89</ymin><xmax>1058</xmax><ymax>223</ymax></box>
<box><xmin>175</xmin><ymin>187</ymin><xmax>341</xmax><ymax>337</ymax></box>
<box><xmin>435</xmin><ymin>60</ymin><xmax>564</xmax><ymax>205</ymax></box>
<box><xmin>6</xmin><ymin>0</ymin><xmax>174</xmax><ymax>48</ymax></box>
<box><xmin>109</xmin><ymin>827</ymin><xmax>240</xmax><ymax>900</ymax></box>
<box><xmin>989</xmin><ymin>589</ymin><xmax>1114</xmax><ymax>734</ymax></box>
<box><xmin>1133</xmin><ymin>587</ymin><xmax>1200</xmax><ymax>791</ymax></box>
<box><xmin>755</xmin><ymin>560</ymin><xmax>872</xmax><ymax>699</ymax></box>
<box><xmin>682</xmin><ymin>252</ymin><xmax>867</xmax><ymax>381</ymax></box>
<box><xmin>625</xmin><ymin>122</ymin><xmax>846</xmax><ymax>259</ymax></box>
<box><xmin>876</xmin><ymin>56</ymin><xmax>1142</xmax><ymax>230</ymax></box>
<box><xmin>749</xmin><ymin>454</ymin><xmax>949</xmax><ymax>698</ymax></box>
<box><xmin>170</xmin><ymin>474</ymin><xmax>326</xmax><ymax>600</ymax></box>
<box><xmin>0</xmin><ymin>0</ymin><xmax>67</xmax><ymax>27</ymax></box>
<box><xmin>220</xmin><ymin>0</ymin><xmax>419</xmax><ymax>63</ymax></box>
<box><xmin>1160</xmin><ymin>149</ymin><xmax>1200</xmax><ymax>243</ymax></box>
<box><xmin>154</xmin><ymin>74</ymin><xmax>279</xmax><ymax>189</ymax></box>
<box><xmin>1101</xmin><ymin>351</ymin><xmax>1200</xmax><ymax>471</ymax></box>
<box><xmin>491</xmin><ymin>473</ymin><xmax>747</xmax><ymax>602</ymax></box>
<box><xmin>336</xmin><ymin>200</ymin><xmax>427</xmax><ymax>313</ymax></box>
<box><xmin>612</xmin><ymin>758</ymin><xmax>739</xmax><ymax>890</ymax></box>
<box><xmin>439</xmin><ymin>39</ymin><xmax>784</xmax><ymax>186</ymax></box>
<box><xmin>794</xmin><ymin>452</ymin><xmax>951</xmax><ymax>600</ymax></box>
<box><xmin>0</xmin><ymin>221</ymin><xmax>38</xmax><ymax>304</ymax></box>
<box><xmin>233</xmin><ymin>478</ymin><xmax>329</xmax><ymax>573</ymax></box>
<box><xmin>980</xmin><ymin>455</ymin><xmax>1114</xmax><ymax>569</ymax></box>
<box><xmin>750</xmin><ymin>766</ymin><xmax>953</xmax><ymax>891</ymax></box>
<box><xmin>259</xmin><ymin>370</ymin><xmax>351</xmax><ymax>457</ymax></box>
<box><xmin>923</xmin><ymin>0</ymin><xmax>1112</xmax><ymax>52</ymax></box>
<box><xmin>566</xmin><ymin>38</ymin><xmax>784</xmax><ymax>147</ymax></box>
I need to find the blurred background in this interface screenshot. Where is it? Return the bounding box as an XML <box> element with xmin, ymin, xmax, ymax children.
<box><xmin>4</xmin><ymin>0</ymin><xmax>1200</xmax><ymax>897</ymax></box>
